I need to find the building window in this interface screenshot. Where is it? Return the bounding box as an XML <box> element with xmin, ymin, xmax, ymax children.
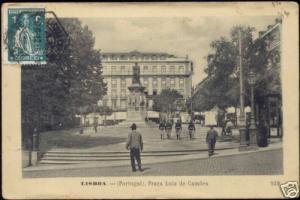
<box><xmin>161</xmin><ymin>66</ymin><xmax>166</xmax><ymax>73</ymax></box>
<box><xmin>170</xmin><ymin>78</ymin><xmax>175</xmax><ymax>88</ymax></box>
<box><xmin>112</xmin><ymin>99</ymin><xmax>117</xmax><ymax>109</ymax></box>
<box><xmin>161</xmin><ymin>78</ymin><xmax>166</xmax><ymax>89</ymax></box>
<box><xmin>111</xmin><ymin>55</ymin><xmax>117</xmax><ymax>60</ymax></box>
<box><xmin>103</xmin><ymin>100</ymin><xmax>107</xmax><ymax>106</ymax></box>
<box><xmin>166</xmin><ymin>78</ymin><xmax>171</xmax><ymax>88</ymax></box>
<box><xmin>120</xmin><ymin>100</ymin><xmax>127</xmax><ymax>109</ymax></box>
<box><xmin>121</xmin><ymin>66</ymin><xmax>126</xmax><ymax>74</ymax></box>
<box><xmin>160</xmin><ymin>55</ymin><xmax>166</xmax><ymax>60</ymax></box>
<box><xmin>102</xmin><ymin>55</ymin><xmax>107</xmax><ymax>60</ymax></box>
<box><xmin>112</xmin><ymin>79</ymin><xmax>117</xmax><ymax>88</ymax></box>
<box><xmin>121</xmin><ymin>78</ymin><xmax>126</xmax><ymax>88</ymax></box>
<box><xmin>121</xmin><ymin>88</ymin><xmax>127</xmax><ymax>97</ymax></box>
<box><xmin>143</xmin><ymin>65</ymin><xmax>148</xmax><ymax>73</ymax></box>
<box><xmin>102</xmin><ymin>66</ymin><xmax>107</xmax><ymax>73</ymax></box>
<box><xmin>179</xmin><ymin>78</ymin><xmax>184</xmax><ymax>88</ymax></box>
<box><xmin>120</xmin><ymin>55</ymin><xmax>127</xmax><ymax>60</ymax></box>
<box><xmin>144</xmin><ymin>56</ymin><xmax>149</xmax><ymax>60</ymax></box>
<box><xmin>153</xmin><ymin>78</ymin><xmax>158</xmax><ymax>89</ymax></box>
<box><xmin>111</xmin><ymin>66</ymin><xmax>116</xmax><ymax>74</ymax></box>
<box><xmin>152</xmin><ymin>66</ymin><xmax>157</xmax><ymax>74</ymax></box>
<box><xmin>170</xmin><ymin>66</ymin><xmax>175</xmax><ymax>74</ymax></box>
<box><xmin>151</xmin><ymin>55</ymin><xmax>157</xmax><ymax>60</ymax></box>
<box><xmin>179</xmin><ymin>66</ymin><xmax>185</xmax><ymax>74</ymax></box>
<box><xmin>111</xmin><ymin>89</ymin><xmax>117</xmax><ymax>98</ymax></box>
<box><xmin>143</xmin><ymin>78</ymin><xmax>149</xmax><ymax>88</ymax></box>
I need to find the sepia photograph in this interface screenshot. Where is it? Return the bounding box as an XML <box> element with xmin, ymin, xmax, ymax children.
<box><xmin>2</xmin><ymin>2</ymin><xmax>299</xmax><ymax>199</ymax></box>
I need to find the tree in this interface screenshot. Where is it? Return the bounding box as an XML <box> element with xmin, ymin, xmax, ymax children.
<box><xmin>152</xmin><ymin>89</ymin><xmax>183</xmax><ymax>113</ymax></box>
<box><xmin>21</xmin><ymin>18</ymin><xmax>106</xmax><ymax>135</ymax></box>
<box><xmin>193</xmin><ymin>25</ymin><xmax>270</xmax><ymax>111</ymax></box>
<box><xmin>96</xmin><ymin>105</ymin><xmax>112</xmax><ymax>116</ymax></box>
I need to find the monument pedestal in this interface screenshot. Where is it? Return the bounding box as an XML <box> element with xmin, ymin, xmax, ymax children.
<box><xmin>128</xmin><ymin>83</ymin><xmax>145</xmax><ymax>110</ymax></box>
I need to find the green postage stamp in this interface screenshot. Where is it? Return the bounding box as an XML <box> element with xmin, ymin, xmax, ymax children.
<box><xmin>8</xmin><ymin>8</ymin><xmax>46</xmax><ymax>63</ymax></box>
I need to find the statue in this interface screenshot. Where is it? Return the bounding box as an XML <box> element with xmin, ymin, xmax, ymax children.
<box><xmin>132</xmin><ymin>62</ymin><xmax>140</xmax><ymax>84</ymax></box>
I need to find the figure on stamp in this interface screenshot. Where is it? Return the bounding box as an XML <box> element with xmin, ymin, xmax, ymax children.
<box><xmin>14</xmin><ymin>14</ymin><xmax>36</xmax><ymax>55</ymax></box>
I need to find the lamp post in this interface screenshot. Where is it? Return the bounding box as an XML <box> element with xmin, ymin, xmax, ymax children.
<box><xmin>248</xmin><ymin>70</ymin><xmax>258</xmax><ymax>149</ymax></box>
<box><xmin>238</xmin><ymin>29</ymin><xmax>248</xmax><ymax>151</ymax></box>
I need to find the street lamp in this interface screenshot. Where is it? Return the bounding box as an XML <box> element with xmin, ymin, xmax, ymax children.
<box><xmin>248</xmin><ymin>70</ymin><xmax>258</xmax><ymax>149</ymax></box>
<box><xmin>238</xmin><ymin>29</ymin><xmax>248</xmax><ymax>151</ymax></box>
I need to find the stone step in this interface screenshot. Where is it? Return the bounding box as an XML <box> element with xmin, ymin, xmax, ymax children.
<box><xmin>39</xmin><ymin>145</ymin><xmax>237</xmax><ymax>165</ymax></box>
<box><xmin>45</xmin><ymin>149</ymin><xmax>206</xmax><ymax>154</ymax></box>
<box><xmin>43</xmin><ymin>151</ymin><xmax>199</xmax><ymax>158</ymax></box>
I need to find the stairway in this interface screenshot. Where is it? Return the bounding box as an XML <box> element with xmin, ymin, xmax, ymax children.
<box><xmin>39</xmin><ymin>149</ymin><xmax>215</xmax><ymax>165</ymax></box>
<box><xmin>38</xmin><ymin>126</ymin><xmax>238</xmax><ymax>165</ymax></box>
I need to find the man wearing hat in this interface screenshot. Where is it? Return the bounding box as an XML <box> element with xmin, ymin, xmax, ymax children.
<box><xmin>206</xmin><ymin>126</ymin><xmax>218</xmax><ymax>157</ymax></box>
<box><xmin>126</xmin><ymin>123</ymin><xmax>143</xmax><ymax>172</ymax></box>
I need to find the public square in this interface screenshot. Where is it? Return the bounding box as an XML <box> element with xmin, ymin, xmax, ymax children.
<box><xmin>22</xmin><ymin>123</ymin><xmax>283</xmax><ymax>178</ymax></box>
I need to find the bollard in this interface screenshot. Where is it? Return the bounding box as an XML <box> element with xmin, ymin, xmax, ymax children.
<box><xmin>30</xmin><ymin>127</ymin><xmax>40</xmax><ymax>166</ymax></box>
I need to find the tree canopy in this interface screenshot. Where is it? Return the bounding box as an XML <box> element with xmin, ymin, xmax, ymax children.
<box><xmin>193</xmin><ymin>25</ymin><xmax>271</xmax><ymax>111</ymax></box>
<box><xmin>152</xmin><ymin>89</ymin><xmax>183</xmax><ymax>113</ymax></box>
<box><xmin>22</xmin><ymin>18</ymin><xmax>106</xmax><ymax>130</ymax></box>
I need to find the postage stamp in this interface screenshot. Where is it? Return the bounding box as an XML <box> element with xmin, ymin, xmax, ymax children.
<box><xmin>7</xmin><ymin>8</ymin><xmax>45</xmax><ymax>63</ymax></box>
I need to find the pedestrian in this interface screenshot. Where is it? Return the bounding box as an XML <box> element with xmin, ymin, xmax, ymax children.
<box><xmin>188</xmin><ymin>121</ymin><xmax>195</xmax><ymax>140</ymax></box>
<box><xmin>158</xmin><ymin>120</ymin><xmax>166</xmax><ymax>140</ymax></box>
<box><xmin>126</xmin><ymin>123</ymin><xmax>143</xmax><ymax>172</ymax></box>
<box><xmin>225</xmin><ymin>120</ymin><xmax>233</xmax><ymax>136</ymax></box>
<box><xmin>175</xmin><ymin>119</ymin><xmax>182</xmax><ymax>140</ymax></box>
<box><xmin>206</xmin><ymin>126</ymin><xmax>218</xmax><ymax>157</ymax></box>
<box><xmin>165</xmin><ymin>120</ymin><xmax>173</xmax><ymax>139</ymax></box>
<box><xmin>93</xmin><ymin>117</ymin><xmax>98</xmax><ymax>133</ymax></box>
<box><xmin>58</xmin><ymin>122</ymin><xmax>63</xmax><ymax>129</ymax></box>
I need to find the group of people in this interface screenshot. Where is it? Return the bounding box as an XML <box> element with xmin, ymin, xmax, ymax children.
<box><xmin>158</xmin><ymin>120</ymin><xmax>196</xmax><ymax>140</ymax></box>
<box><xmin>125</xmin><ymin>122</ymin><xmax>219</xmax><ymax>172</ymax></box>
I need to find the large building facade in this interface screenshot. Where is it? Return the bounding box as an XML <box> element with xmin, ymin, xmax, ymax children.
<box><xmin>101</xmin><ymin>51</ymin><xmax>193</xmax><ymax>111</ymax></box>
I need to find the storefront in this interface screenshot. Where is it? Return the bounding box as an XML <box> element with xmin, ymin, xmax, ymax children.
<box><xmin>256</xmin><ymin>93</ymin><xmax>282</xmax><ymax>138</ymax></box>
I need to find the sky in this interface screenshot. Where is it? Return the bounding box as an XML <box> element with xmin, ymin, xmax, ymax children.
<box><xmin>81</xmin><ymin>16</ymin><xmax>277</xmax><ymax>86</ymax></box>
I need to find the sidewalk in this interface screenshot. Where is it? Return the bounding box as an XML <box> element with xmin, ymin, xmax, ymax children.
<box><xmin>23</xmin><ymin>139</ymin><xmax>282</xmax><ymax>172</ymax></box>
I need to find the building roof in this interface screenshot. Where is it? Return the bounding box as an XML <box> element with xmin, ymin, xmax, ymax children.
<box><xmin>102</xmin><ymin>50</ymin><xmax>175</xmax><ymax>57</ymax></box>
<box><xmin>258</xmin><ymin>18</ymin><xmax>282</xmax><ymax>39</ymax></box>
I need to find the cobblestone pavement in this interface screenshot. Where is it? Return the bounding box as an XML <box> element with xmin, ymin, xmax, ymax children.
<box><xmin>23</xmin><ymin>149</ymin><xmax>282</xmax><ymax>178</ymax></box>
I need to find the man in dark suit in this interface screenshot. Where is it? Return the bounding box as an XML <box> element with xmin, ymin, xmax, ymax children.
<box><xmin>188</xmin><ymin>121</ymin><xmax>196</xmax><ymax>140</ymax></box>
<box><xmin>175</xmin><ymin>119</ymin><xmax>182</xmax><ymax>140</ymax></box>
<box><xmin>126</xmin><ymin>123</ymin><xmax>143</xmax><ymax>172</ymax></box>
<box><xmin>206</xmin><ymin>126</ymin><xmax>218</xmax><ymax>157</ymax></box>
<box><xmin>158</xmin><ymin>120</ymin><xmax>166</xmax><ymax>140</ymax></box>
